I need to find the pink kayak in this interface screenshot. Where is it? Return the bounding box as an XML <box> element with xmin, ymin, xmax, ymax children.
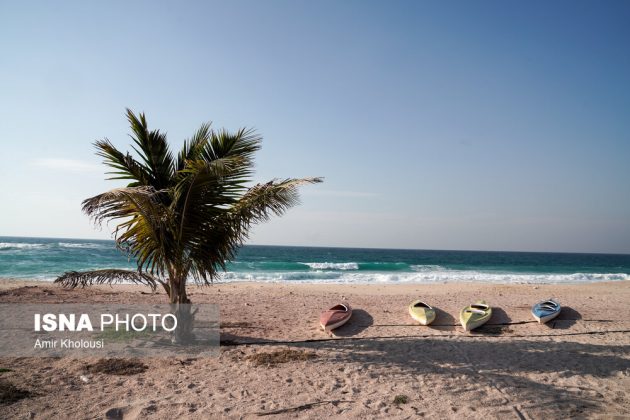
<box><xmin>319</xmin><ymin>303</ymin><xmax>352</xmax><ymax>331</ymax></box>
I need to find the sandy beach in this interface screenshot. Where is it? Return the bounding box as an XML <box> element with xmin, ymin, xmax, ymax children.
<box><xmin>0</xmin><ymin>279</ymin><xmax>628</xmax><ymax>419</ymax></box>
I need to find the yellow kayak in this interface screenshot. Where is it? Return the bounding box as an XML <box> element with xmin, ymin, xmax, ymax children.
<box><xmin>408</xmin><ymin>300</ymin><xmax>436</xmax><ymax>326</ymax></box>
<box><xmin>460</xmin><ymin>300</ymin><xmax>492</xmax><ymax>331</ymax></box>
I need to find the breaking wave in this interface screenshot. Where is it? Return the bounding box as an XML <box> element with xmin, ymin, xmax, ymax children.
<box><xmin>299</xmin><ymin>262</ymin><xmax>414</xmax><ymax>271</ymax></box>
<box><xmin>301</xmin><ymin>262</ymin><xmax>359</xmax><ymax>270</ymax></box>
<box><xmin>57</xmin><ymin>242</ymin><xmax>104</xmax><ymax>249</ymax></box>
<box><xmin>219</xmin><ymin>270</ymin><xmax>630</xmax><ymax>284</ymax></box>
<box><xmin>0</xmin><ymin>242</ymin><xmax>44</xmax><ymax>250</ymax></box>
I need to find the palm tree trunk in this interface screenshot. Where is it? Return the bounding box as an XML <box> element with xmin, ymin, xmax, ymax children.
<box><xmin>168</xmin><ymin>275</ymin><xmax>194</xmax><ymax>344</ymax></box>
<box><xmin>166</xmin><ymin>265</ymin><xmax>190</xmax><ymax>304</ymax></box>
<box><xmin>168</xmin><ymin>278</ymin><xmax>190</xmax><ymax>304</ymax></box>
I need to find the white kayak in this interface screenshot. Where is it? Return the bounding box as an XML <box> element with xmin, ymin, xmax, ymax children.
<box><xmin>531</xmin><ymin>299</ymin><xmax>561</xmax><ymax>324</ymax></box>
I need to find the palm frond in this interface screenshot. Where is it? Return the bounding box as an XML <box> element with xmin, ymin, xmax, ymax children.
<box><xmin>94</xmin><ymin>139</ymin><xmax>151</xmax><ymax>186</ymax></box>
<box><xmin>126</xmin><ymin>109</ymin><xmax>175</xmax><ymax>190</ymax></box>
<box><xmin>184</xmin><ymin>177</ymin><xmax>323</xmax><ymax>284</ymax></box>
<box><xmin>172</xmin><ymin>157</ymin><xmax>246</xmax><ymax>248</ymax></box>
<box><xmin>230</xmin><ymin>177</ymin><xmax>323</xmax><ymax>227</ymax></box>
<box><xmin>176</xmin><ymin>122</ymin><xmax>212</xmax><ymax>171</ymax></box>
<box><xmin>55</xmin><ymin>269</ymin><xmax>159</xmax><ymax>290</ymax></box>
<box><xmin>186</xmin><ymin>223</ymin><xmax>237</xmax><ymax>283</ymax></box>
<box><xmin>203</xmin><ymin>128</ymin><xmax>261</xmax><ymax>173</ymax></box>
<box><xmin>82</xmin><ymin>186</ymin><xmax>174</xmax><ymax>276</ymax></box>
<box><xmin>82</xmin><ymin>186</ymin><xmax>160</xmax><ymax>225</ymax></box>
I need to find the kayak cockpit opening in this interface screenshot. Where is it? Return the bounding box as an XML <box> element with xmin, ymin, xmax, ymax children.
<box><xmin>466</xmin><ymin>309</ymin><xmax>487</xmax><ymax>314</ymax></box>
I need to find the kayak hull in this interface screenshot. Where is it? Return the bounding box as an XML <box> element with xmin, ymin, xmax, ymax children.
<box><xmin>408</xmin><ymin>300</ymin><xmax>436</xmax><ymax>326</ymax></box>
<box><xmin>320</xmin><ymin>303</ymin><xmax>352</xmax><ymax>331</ymax></box>
<box><xmin>532</xmin><ymin>299</ymin><xmax>561</xmax><ymax>324</ymax></box>
<box><xmin>460</xmin><ymin>300</ymin><xmax>492</xmax><ymax>331</ymax></box>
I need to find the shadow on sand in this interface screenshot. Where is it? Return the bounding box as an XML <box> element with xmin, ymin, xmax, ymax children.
<box><xmin>300</xmin><ymin>335</ymin><xmax>628</xmax><ymax>417</ymax></box>
<box><xmin>471</xmin><ymin>307</ymin><xmax>513</xmax><ymax>335</ymax></box>
<box><xmin>221</xmin><ymin>307</ymin><xmax>627</xmax><ymax>417</ymax></box>
<box><xmin>331</xmin><ymin>309</ymin><xmax>373</xmax><ymax>337</ymax></box>
<box><xmin>221</xmin><ymin>331</ymin><xmax>629</xmax><ymax>416</ymax></box>
<box><xmin>548</xmin><ymin>306</ymin><xmax>582</xmax><ymax>330</ymax></box>
<box><xmin>428</xmin><ymin>307</ymin><xmax>457</xmax><ymax>331</ymax></box>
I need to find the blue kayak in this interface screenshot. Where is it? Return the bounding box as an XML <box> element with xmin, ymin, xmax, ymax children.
<box><xmin>531</xmin><ymin>299</ymin><xmax>561</xmax><ymax>324</ymax></box>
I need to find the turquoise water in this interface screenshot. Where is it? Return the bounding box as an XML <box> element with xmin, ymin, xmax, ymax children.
<box><xmin>1</xmin><ymin>236</ymin><xmax>629</xmax><ymax>284</ymax></box>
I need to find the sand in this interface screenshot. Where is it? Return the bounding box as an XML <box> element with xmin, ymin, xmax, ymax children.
<box><xmin>1</xmin><ymin>279</ymin><xmax>629</xmax><ymax>419</ymax></box>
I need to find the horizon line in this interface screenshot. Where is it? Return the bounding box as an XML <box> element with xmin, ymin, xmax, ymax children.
<box><xmin>1</xmin><ymin>234</ymin><xmax>629</xmax><ymax>257</ymax></box>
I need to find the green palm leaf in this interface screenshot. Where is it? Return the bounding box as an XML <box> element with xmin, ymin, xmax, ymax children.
<box><xmin>56</xmin><ymin>269</ymin><xmax>160</xmax><ymax>290</ymax></box>
<box><xmin>126</xmin><ymin>108</ymin><xmax>175</xmax><ymax>190</ymax></box>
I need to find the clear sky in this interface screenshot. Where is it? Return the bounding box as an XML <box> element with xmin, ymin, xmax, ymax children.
<box><xmin>1</xmin><ymin>0</ymin><xmax>629</xmax><ymax>253</ymax></box>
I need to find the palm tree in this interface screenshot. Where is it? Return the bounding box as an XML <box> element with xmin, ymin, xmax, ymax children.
<box><xmin>56</xmin><ymin>109</ymin><xmax>321</xmax><ymax>304</ymax></box>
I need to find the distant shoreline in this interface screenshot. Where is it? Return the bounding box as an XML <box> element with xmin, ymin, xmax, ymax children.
<box><xmin>1</xmin><ymin>275</ymin><xmax>629</xmax><ymax>286</ymax></box>
<box><xmin>1</xmin><ymin>277</ymin><xmax>628</xmax><ymax>293</ymax></box>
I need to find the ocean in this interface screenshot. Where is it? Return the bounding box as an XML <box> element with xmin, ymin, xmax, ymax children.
<box><xmin>0</xmin><ymin>236</ymin><xmax>629</xmax><ymax>284</ymax></box>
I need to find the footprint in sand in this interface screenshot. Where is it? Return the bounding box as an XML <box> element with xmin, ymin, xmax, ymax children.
<box><xmin>105</xmin><ymin>406</ymin><xmax>139</xmax><ymax>420</ymax></box>
<box><xmin>105</xmin><ymin>402</ymin><xmax>158</xmax><ymax>420</ymax></box>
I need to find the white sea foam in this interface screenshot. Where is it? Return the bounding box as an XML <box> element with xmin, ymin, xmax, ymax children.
<box><xmin>218</xmin><ymin>270</ymin><xmax>630</xmax><ymax>285</ymax></box>
<box><xmin>222</xmin><ymin>271</ymin><xmax>344</xmax><ymax>281</ymax></box>
<box><xmin>410</xmin><ymin>264</ymin><xmax>447</xmax><ymax>272</ymax></box>
<box><xmin>58</xmin><ymin>242</ymin><xmax>103</xmax><ymax>249</ymax></box>
<box><xmin>6</xmin><ymin>269</ymin><xmax>630</xmax><ymax>285</ymax></box>
<box><xmin>0</xmin><ymin>242</ymin><xmax>44</xmax><ymax>250</ymax></box>
<box><xmin>301</xmin><ymin>262</ymin><xmax>359</xmax><ymax>270</ymax></box>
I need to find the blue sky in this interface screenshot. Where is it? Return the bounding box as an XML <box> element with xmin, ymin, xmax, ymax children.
<box><xmin>1</xmin><ymin>0</ymin><xmax>629</xmax><ymax>253</ymax></box>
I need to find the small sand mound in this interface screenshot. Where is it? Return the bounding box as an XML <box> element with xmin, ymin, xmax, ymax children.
<box><xmin>0</xmin><ymin>379</ymin><xmax>33</xmax><ymax>405</ymax></box>
<box><xmin>86</xmin><ymin>359</ymin><xmax>148</xmax><ymax>375</ymax></box>
<box><xmin>246</xmin><ymin>349</ymin><xmax>317</xmax><ymax>367</ymax></box>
